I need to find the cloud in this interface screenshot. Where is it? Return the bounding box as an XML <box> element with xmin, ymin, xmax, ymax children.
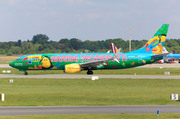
<box><xmin>171</xmin><ymin>16</ymin><xmax>180</xmax><ymax>23</ymax></box>
<box><xmin>64</xmin><ymin>0</ymin><xmax>94</xmax><ymax>6</ymax></box>
<box><xmin>86</xmin><ymin>13</ymin><xmax>101</xmax><ymax>19</ymax></box>
<box><xmin>66</xmin><ymin>0</ymin><xmax>84</xmax><ymax>4</ymax></box>
<box><xmin>8</xmin><ymin>0</ymin><xmax>20</xmax><ymax>6</ymax></box>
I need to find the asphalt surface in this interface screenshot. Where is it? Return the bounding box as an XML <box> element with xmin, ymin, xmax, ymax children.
<box><xmin>0</xmin><ymin>74</ymin><xmax>180</xmax><ymax>79</ymax></box>
<box><xmin>0</xmin><ymin>105</ymin><xmax>180</xmax><ymax>116</ymax></box>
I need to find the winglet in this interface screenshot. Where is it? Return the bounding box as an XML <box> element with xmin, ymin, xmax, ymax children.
<box><xmin>107</xmin><ymin>48</ymin><xmax>120</xmax><ymax>63</ymax></box>
<box><xmin>113</xmin><ymin>48</ymin><xmax>120</xmax><ymax>59</ymax></box>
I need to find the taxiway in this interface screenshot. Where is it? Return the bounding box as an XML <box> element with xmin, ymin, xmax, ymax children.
<box><xmin>0</xmin><ymin>105</ymin><xmax>179</xmax><ymax>116</ymax></box>
<box><xmin>0</xmin><ymin>74</ymin><xmax>180</xmax><ymax>79</ymax></box>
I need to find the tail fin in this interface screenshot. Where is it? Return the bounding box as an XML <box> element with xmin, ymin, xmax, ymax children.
<box><xmin>110</xmin><ymin>43</ymin><xmax>118</xmax><ymax>53</ymax></box>
<box><xmin>110</xmin><ymin>43</ymin><xmax>122</xmax><ymax>53</ymax></box>
<box><xmin>130</xmin><ymin>24</ymin><xmax>169</xmax><ymax>54</ymax></box>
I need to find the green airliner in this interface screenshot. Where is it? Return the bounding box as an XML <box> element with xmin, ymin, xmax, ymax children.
<box><xmin>9</xmin><ymin>24</ymin><xmax>169</xmax><ymax>75</ymax></box>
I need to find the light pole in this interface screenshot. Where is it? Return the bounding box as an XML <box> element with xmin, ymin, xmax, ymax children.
<box><xmin>126</xmin><ymin>28</ymin><xmax>133</xmax><ymax>52</ymax></box>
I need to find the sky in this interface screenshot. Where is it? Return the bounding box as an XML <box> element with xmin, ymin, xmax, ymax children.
<box><xmin>0</xmin><ymin>0</ymin><xmax>180</xmax><ymax>42</ymax></box>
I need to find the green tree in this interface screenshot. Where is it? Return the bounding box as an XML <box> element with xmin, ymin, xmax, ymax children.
<box><xmin>0</xmin><ymin>49</ymin><xmax>6</xmax><ymax>54</ymax></box>
<box><xmin>21</xmin><ymin>42</ymin><xmax>34</xmax><ymax>53</ymax></box>
<box><xmin>98</xmin><ymin>40</ymin><xmax>106</xmax><ymax>49</ymax></box>
<box><xmin>7</xmin><ymin>51</ymin><xmax>13</xmax><ymax>56</ymax></box>
<box><xmin>17</xmin><ymin>39</ymin><xmax>22</xmax><ymax>47</ymax></box>
<box><xmin>38</xmin><ymin>44</ymin><xmax>43</xmax><ymax>51</ymax></box>
<box><xmin>82</xmin><ymin>40</ymin><xmax>91</xmax><ymax>50</ymax></box>
<box><xmin>32</xmin><ymin>34</ymin><xmax>49</xmax><ymax>44</ymax></box>
<box><xmin>7</xmin><ymin>41</ymin><xmax>14</xmax><ymax>48</ymax></box>
<box><xmin>43</xmin><ymin>44</ymin><xmax>54</xmax><ymax>50</ymax></box>
<box><xmin>56</xmin><ymin>43</ymin><xmax>71</xmax><ymax>53</ymax></box>
<box><xmin>59</xmin><ymin>38</ymin><xmax>71</xmax><ymax>47</ymax></box>
<box><xmin>9</xmin><ymin>46</ymin><xmax>22</xmax><ymax>54</ymax></box>
<box><xmin>166</xmin><ymin>40</ymin><xmax>179</xmax><ymax>48</ymax></box>
<box><xmin>38</xmin><ymin>39</ymin><xmax>47</xmax><ymax>45</ymax></box>
<box><xmin>33</xmin><ymin>44</ymin><xmax>41</xmax><ymax>52</ymax></box>
<box><xmin>104</xmin><ymin>39</ymin><xmax>113</xmax><ymax>49</ymax></box>
<box><xmin>70</xmin><ymin>38</ymin><xmax>82</xmax><ymax>50</ymax></box>
<box><xmin>0</xmin><ymin>42</ymin><xmax>7</xmax><ymax>49</ymax></box>
<box><xmin>89</xmin><ymin>41</ymin><xmax>99</xmax><ymax>52</ymax></box>
<box><xmin>23</xmin><ymin>50</ymin><xmax>30</xmax><ymax>54</ymax></box>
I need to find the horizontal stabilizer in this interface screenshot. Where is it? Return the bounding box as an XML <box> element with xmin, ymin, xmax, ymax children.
<box><xmin>151</xmin><ymin>53</ymin><xmax>169</xmax><ymax>58</ymax></box>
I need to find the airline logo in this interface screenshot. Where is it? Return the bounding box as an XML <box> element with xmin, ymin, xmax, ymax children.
<box><xmin>110</xmin><ymin>43</ymin><xmax>117</xmax><ymax>53</ymax></box>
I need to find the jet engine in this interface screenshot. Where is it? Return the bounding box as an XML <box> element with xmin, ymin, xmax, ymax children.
<box><xmin>64</xmin><ymin>64</ymin><xmax>81</xmax><ymax>73</ymax></box>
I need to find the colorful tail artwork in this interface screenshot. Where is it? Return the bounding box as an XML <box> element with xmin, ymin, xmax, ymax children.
<box><xmin>130</xmin><ymin>24</ymin><xmax>169</xmax><ymax>54</ymax></box>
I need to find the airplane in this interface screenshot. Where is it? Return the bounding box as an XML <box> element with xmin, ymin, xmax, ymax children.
<box><xmin>162</xmin><ymin>47</ymin><xmax>180</xmax><ymax>63</ymax></box>
<box><xmin>163</xmin><ymin>47</ymin><xmax>180</xmax><ymax>59</ymax></box>
<box><xmin>110</xmin><ymin>42</ymin><xmax>118</xmax><ymax>53</ymax></box>
<box><xmin>110</xmin><ymin>43</ymin><xmax>122</xmax><ymax>53</ymax></box>
<box><xmin>9</xmin><ymin>24</ymin><xmax>169</xmax><ymax>75</ymax></box>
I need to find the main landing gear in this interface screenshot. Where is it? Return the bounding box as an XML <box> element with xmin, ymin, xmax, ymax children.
<box><xmin>87</xmin><ymin>70</ymin><xmax>93</xmax><ymax>75</ymax></box>
<box><xmin>24</xmin><ymin>71</ymin><xmax>28</xmax><ymax>75</ymax></box>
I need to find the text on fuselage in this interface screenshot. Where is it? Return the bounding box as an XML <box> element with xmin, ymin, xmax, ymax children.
<box><xmin>51</xmin><ymin>55</ymin><xmax>127</xmax><ymax>62</ymax></box>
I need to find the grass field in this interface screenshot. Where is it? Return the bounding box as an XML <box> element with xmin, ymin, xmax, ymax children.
<box><xmin>0</xmin><ymin>56</ymin><xmax>19</xmax><ymax>64</ymax></box>
<box><xmin>0</xmin><ymin>77</ymin><xmax>180</xmax><ymax>118</ymax></box>
<box><xmin>2</xmin><ymin>67</ymin><xmax>180</xmax><ymax>75</ymax></box>
<box><xmin>1</xmin><ymin>113</ymin><xmax>180</xmax><ymax>119</ymax></box>
<box><xmin>0</xmin><ymin>78</ymin><xmax>180</xmax><ymax>106</ymax></box>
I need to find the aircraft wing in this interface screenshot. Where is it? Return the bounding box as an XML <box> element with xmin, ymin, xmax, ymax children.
<box><xmin>79</xmin><ymin>48</ymin><xmax>120</xmax><ymax>68</ymax></box>
<box><xmin>79</xmin><ymin>60</ymin><xmax>105</xmax><ymax>67</ymax></box>
<box><xmin>164</xmin><ymin>54</ymin><xmax>180</xmax><ymax>59</ymax></box>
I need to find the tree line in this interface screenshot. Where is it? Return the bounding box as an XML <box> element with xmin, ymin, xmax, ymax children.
<box><xmin>1</xmin><ymin>34</ymin><xmax>180</xmax><ymax>56</ymax></box>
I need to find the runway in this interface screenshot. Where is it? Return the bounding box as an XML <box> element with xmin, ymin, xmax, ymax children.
<box><xmin>0</xmin><ymin>105</ymin><xmax>179</xmax><ymax>116</ymax></box>
<box><xmin>0</xmin><ymin>74</ymin><xmax>180</xmax><ymax>79</ymax></box>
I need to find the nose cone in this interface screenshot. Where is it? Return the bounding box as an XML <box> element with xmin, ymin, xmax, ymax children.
<box><xmin>9</xmin><ymin>61</ymin><xmax>15</xmax><ymax>68</ymax></box>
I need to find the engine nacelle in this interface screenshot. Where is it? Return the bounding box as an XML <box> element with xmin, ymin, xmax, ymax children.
<box><xmin>64</xmin><ymin>64</ymin><xmax>81</xmax><ymax>73</ymax></box>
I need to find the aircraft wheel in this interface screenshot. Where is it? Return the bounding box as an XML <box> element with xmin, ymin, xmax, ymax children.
<box><xmin>87</xmin><ymin>70</ymin><xmax>93</xmax><ymax>75</ymax></box>
<box><xmin>90</xmin><ymin>71</ymin><xmax>93</xmax><ymax>75</ymax></box>
<box><xmin>24</xmin><ymin>72</ymin><xmax>28</xmax><ymax>75</ymax></box>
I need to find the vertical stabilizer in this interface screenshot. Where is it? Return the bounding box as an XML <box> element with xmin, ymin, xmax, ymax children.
<box><xmin>110</xmin><ymin>43</ymin><xmax>122</xmax><ymax>53</ymax></box>
<box><xmin>130</xmin><ymin>24</ymin><xmax>169</xmax><ymax>54</ymax></box>
<box><xmin>110</xmin><ymin>43</ymin><xmax>118</xmax><ymax>53</ymax></box>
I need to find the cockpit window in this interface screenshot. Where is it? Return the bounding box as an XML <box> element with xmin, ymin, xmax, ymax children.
<box><xmin>16</xmin><ymin>59</ymin><xmax>22</xmax><ymax>61</ymax></box>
